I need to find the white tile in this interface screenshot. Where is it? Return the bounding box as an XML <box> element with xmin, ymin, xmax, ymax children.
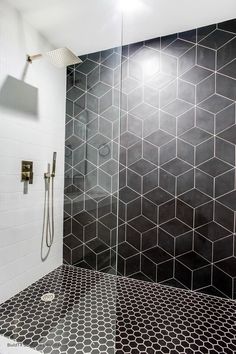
<box><xmin>0</xmin><ymin>0</ymin><xmax>65</xmax><ymax>302</ymax></box>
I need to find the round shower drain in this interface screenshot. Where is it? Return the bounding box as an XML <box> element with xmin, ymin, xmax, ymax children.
<box><xmin>41</xmin><ymin>293</ymin><xmax>55</xmax><ymax>302</ymax></box>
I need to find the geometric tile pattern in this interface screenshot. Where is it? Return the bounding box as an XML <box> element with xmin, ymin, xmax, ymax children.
<box><xmin>1</xmin><ymin>265</ymin><xmax>236</xmax><ymax>353</ymax></box>
<box><xmin>64</xmin><ymin>19</ymin><xmax>236</xmax><ymax>299</ymax></box>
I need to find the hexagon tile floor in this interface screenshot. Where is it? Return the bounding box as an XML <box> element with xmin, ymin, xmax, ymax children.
<box><xmin>0</xmin><ymin>265</ymin><xmax>236</xmax><ymax>354</ymax></box>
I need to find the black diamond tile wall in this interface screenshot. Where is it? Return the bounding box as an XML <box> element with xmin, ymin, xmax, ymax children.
<box><xmin>64</xmin><ymin>19</ymin><xmax>236</xmax><ymax>299</ymax></box>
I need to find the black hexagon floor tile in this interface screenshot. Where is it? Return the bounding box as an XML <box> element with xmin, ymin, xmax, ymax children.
<box><xmin>0</xmin><ymin>265</ymin><xmax>236</xmax><ymax>354</ymax></box>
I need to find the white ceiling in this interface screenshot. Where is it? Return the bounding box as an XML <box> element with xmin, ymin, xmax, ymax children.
<box><xmin>8</xmin><ymin>0</ymin><xmax>236</xmax><ymax>55</ymax></box>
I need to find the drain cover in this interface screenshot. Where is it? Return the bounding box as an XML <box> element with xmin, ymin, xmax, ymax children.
<box><xmin>41</xmin><ymin>293</ymin><xmax>55</xmax><ymax>302</ymax></box>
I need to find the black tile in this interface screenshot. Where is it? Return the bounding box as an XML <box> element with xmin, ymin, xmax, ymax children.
<box><xmin>177</xmin><ymin>251</ymin><xmax>209</xmax><ymax>270</ymax></box>
<box><xmin>160</xmin><ymin>111</ymin><xmax>176</xmax><ymax>136</ymax></box>
<box><xmin>197</xmin><ymin>285</ymin><xmax>227</xmax><ymax>298</ymax></box>
<box><xmin>213</xmin><ymin>265</ymin><xmax>233</xmax><ymax>297</ymax></box>
<box><xmin>130</xmin><ymin>102</ymin><xmax>158</xmax><ymax>120</ymax></box>
<box><xmin>141</xmin><ymin>255</ymin><xmax>156</xmax><ymax>281</ymax></box>
<box><xmin>161</xmin><ymin>33</ymin><xmax>178</xmax><ymax>48</ymax></box>
<box><xmin>215</xmin><ymin>137</ymin><xmax>235</xmax><ymax>166</ymax></box>
<box><xmin>193</xmin><ymin>265</ymin><xmax>211</xmax><ymax>290</ymax></box>
<box><xmin>119</xmin><ymin>186</ymin><xmax>139</xmax><ymax>204</ymax></box>
<box><xmin>180</xmin><ymin>65</ymin><xmax>213</xmax><ymax>84</ymax></box>
<box><xmin>144</xmin><ymin>187</ymin><xmax>173</xmax><ymax>206</ymax></box>
<box><xmin>161</xmin><ymin>53</ymin><xmax>178</xmax><ymax>76</ymax></box>
<box><xmin>199</xmin><ymin>29</ymin><xmax>234</xmax><ymax>49</ymax></box>
<box><xmin>175</xmin><ymin>231</ymin><xmax>193</xmax><ymax>256</ymax></box>
<box><xmin>127</xmin><ymin>140</ymin><xmax>142</xmax><ymax>166</ymax></box>
<box><xmin>145</xmin><ymin>37</ymin><xmax>161</xmax><ymax>50</ymax></box>
<box><xmin>161</xmin><ymin>158</ymin><xmax>192</xmax><ymax>176</ymax></box>
<box><xmin>176</xmin><ymin>199</ymin><xmax>194</xmax><ymax>227</ymax></box>
<box><xmin>198</xmin><ymin>157</ymin><xmax>232</xmax><ymax>177</ymax></box>
<box><xmin>196</xmin><ymin>222</ymin><xmax>230</xmax><ymax>242</ymax></box>
<box><xmin>126</xmin><ymin>224</ymin><xmax>141</xmax><ymax>250</ymax></box>
<box><xmin>215</xmin><ymin>170</ymin><xmax>235</xmax><ymax>198</ymax></box>
<box><xmin>180</xmin><ymin>127</ymin><xmax>211</xmax><ymax>146</ymax></box>
<box><xmin>159</xmin><ymin>139</ymin><xmax>177</xmax><ymax>165</ymax></box>
<box><xmin>77</xmin><ymin>59</ymin><xmax>98</xmax><ymax>74</ymax></box>
<box><xmin>143</xmin><ymin>141</ymin><xmax>159</xmax><ymax>165</ymax></box>
<box><xmin>179</xmin><ymin>29</ymin><xmax>197</xmax><ymax>43</ymax></box>
<box><xmin>65</xmin><ymin>20</ymin><xmax>236</xmax><ymax>299</ymax></box>
<box><xmin>178</xmin><ymin>79</ymin><xmax>195</xmax><ymax>104</ymax></box>
<box><xmin>157</xmin><ymin>259</ymin><xmax>174</xmax><ymax>282</ymax></box>
<box><xmin>215</xmin><ymin>257</ymin><xmax>236</xmax><ymax>277</ymax></box>
<box><xmin>195</xmin><ymin>137</ymin><xmax>214</xmax><ymax>165</ymax></box>
<box><xmin>197</xmin><ymin>45</ymin><xmax>216</xmax><ymax>71</ymax></box>
<box><xmin>159</xmin><ymin>168</ymin><xmax>175</xmax><ymax>195</ymax></box>
<box><xmin>102</xmin><ymin>53</ymin><xmax>121</xmax><ymax>69</ymax></box>
<box><xmin>127</xmin><ymin>114</ymin><xmax>142</xmax><ymax>137</ymax></box>
<box><xmin>219</xmin><ymin>59</ymin><xmax>236</xmax><ymax>79</ymax></box>
<box><xmin>162</xmin><ymin>99</ymin><xmax>193</xmax><ymax>117</ymax></box>
<box><xmin>215</xmin><ymin>104</ymin><xmax>235</xmax><ymax>134</ymax></box>
<box><xmin>143</xmin><ymin>169</ymin><xmax>159</xmax><ymax>194</ymax></box>
<box><xmin>215</xmin><ymin>201</ymin><xmax>235</xmax><ymax>232</ymax></box>
<box><xmin>143</xmin><ymin>246</ymin><xmax>172</xmax><ymax>264</ymax></box>
<box><xmin>126</xmin><ymin>254</ymin><xmax>140</xmax><ymax>276</ymax></box>
<box><xmin>197</xmin><ymin>24</ymin><xmax>216</xmax><ymax>42</ymax></box>
<box><xmin>177</xmin><ymin>108</ymin><xmax>195</xmax><ymax>136</ymax></box>
<box><xmin>196</xmin><ymin>107</ymin><xmax>214</xmax><ymax>133</ymax></box>
<box><xmin>178</xmin><ymin>46</ymin><xmax>196</xmax><ymax>75</ymax></box>
<box><xmin>129</xmin><ymin>158</ymin><xmax>156</xmax><ymax>176</ymax></box>
<box><xmin>175</xmin><ymin>260</ymin><xmax>192</xmax><ymax>288</ymax></box>
<box><xmin>160</xmin><ymin>218</ymin><xmax>191</xmax><ymax>237</ymax></box>
<box><xmin>177</xmin><ymin>169</ymin><xmax>194</xmax><ymax>195</ymax></box>
<box><xmin>163</xmin><ymin>39</ymin><xmax>194</xmax><ymax>57</ymax></box>
<box><xmin>194</xmin><ymin>232</ymin><xmax>212</xmax><ymax>261</ymax></box>
<box><xmin>74</xmin><ymin>211</ymin><xmax>95</xmax><ymax>226</ymax></box>
<box><xmin>198</xmin><ymin>94</ymin><xmax>233</xmax><ymax>114</ymax></box>
<box><xmin>218</xmin><ymin>19</ymin><xmax>236</xmax><ymax>34</ymax></box>
<box><xmin>217</xmin><ymin>191</ymin><xmax>236</xmax><ymax>211</ymax></box>
<box><xmin>64</xmin><ymin>234</ymin><xmax>79</xmax><ymax>249</ymax></box>
<box><xmin>129</xmin><ymin>215</ymin><xmax>156</xmax><ymax>233</ymax></box>
<box><xmin>216</xmin><ymin>73</ymin><xmax>236</xmax><ymax>101</ymax></box>
<box><xmin>127</xmin><ymin>169</ymin><xmax>142</xmax><ymax>194</ymax></box>
<box><xmin>158</xmin><ymin>228</ymin><xmax>175</xmax><ymax>255</ymax></box>
<box><xmin>196</xmin><ymin>74</ymin><xmax>215</xmax><ymax>104</ymax></box>
<box><xmin>214</xmin><ymin>235</ymin><xmax>234</xmax><ymax>262</ymax></box>
<box><xmin>100</xmin><ymin>213</ymin><xmax>123</xmax><ymax>229</ymax></box>
<box><xmin>194</xmin><ymin>201</ymin><xmax>213</xmax><ymax>228</ymax></box>
<box><xmin>142</xmin><ymin>197</ymin><xmax>158</xmax><ymax>223</ymax></box>
<box><xmin>116</xmin><ymin>242</ymin><xmax>139</xmax><ymax>259</ymax></box>
<box><xmin>195</xmin><ymin>169</ymin><xmax>214</xmax><ymax>197</ymax></box>
<box><xmin>158</xmin><ymin>199</ymin><xmax>175</xmax><ymax>225</ymax></box>
<box><xmin>87</xmin><ymin>237</ymin><xmax>109</xmax><ymax>254</ymax></box>
<box><xmin>119</xmin><ymin>131</ymin><xmax>140</xmax><ymax>148</ymax></box>
<box><xmin>179</xmin><ymin>189</ymin><xmax>211</xmax><ymax>208</ymax></box>
<box><xmin>145</xmin><ymin>129</ymin><xmax>174</xmax><ymax>147</ymax></box>
<box><xmin>127</xmin><ymin>197</ymin><xmax>141</xmax><ymax>221</ymax></box>
<box><xmin>141</xmin><ymin>227</ymin><xmax>158</xmax><ymax>251</ymax></box>
<box><xmin>217</xmin><ymin>37</ymin><xmax>236</xmax><ymax>69</ymax></box>
<box><xmin>218</xmin><ymin>124</ymin><xmax>236</xmax><ymax>145</ymax></box>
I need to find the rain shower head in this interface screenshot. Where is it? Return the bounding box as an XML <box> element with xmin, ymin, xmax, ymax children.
<box><xmin>27</xmin><ymin>48</ymin><xmax>82</xmax><ymax>68</ymax></box>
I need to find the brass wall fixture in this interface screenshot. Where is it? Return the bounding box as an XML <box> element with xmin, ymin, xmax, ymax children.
<box><xmin>21</xmin><ymin>161</ymin><xmax>33</xmax><ymax>184</ymax></box>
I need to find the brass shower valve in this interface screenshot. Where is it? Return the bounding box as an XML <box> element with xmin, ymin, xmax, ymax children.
<box><xmin>21</xmin><ymin>161</ymin><xmax>33</xmax><ymax>184</ymax></box>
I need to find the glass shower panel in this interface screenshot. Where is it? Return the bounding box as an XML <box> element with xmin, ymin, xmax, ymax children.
<box><xmin>64</xmin><ymin>1</ymin><xmax>123</xmax><ymax>276</ymax></box>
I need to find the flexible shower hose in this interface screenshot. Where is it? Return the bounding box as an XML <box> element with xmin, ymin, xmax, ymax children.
<box><xmin>45</xmin><ymin>176</ymin><xmax>54</xmax><ymax>248</ymax></box>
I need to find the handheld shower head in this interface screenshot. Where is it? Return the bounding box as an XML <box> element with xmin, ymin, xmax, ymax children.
<box><xmin>51</xmin><ymin>152</ymin><xmax>57</xmax><ymax>177</ymax></box>
<box><xmin>27</xmin><ymin>48</ymin><xmax>82</xmax><ymax>68</ymax></box>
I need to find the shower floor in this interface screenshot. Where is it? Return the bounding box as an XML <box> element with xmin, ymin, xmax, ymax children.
<box><xmin>0</xmin><ymin>265</ymin><xmax>235</xmax><ymax>354</ymax></box>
